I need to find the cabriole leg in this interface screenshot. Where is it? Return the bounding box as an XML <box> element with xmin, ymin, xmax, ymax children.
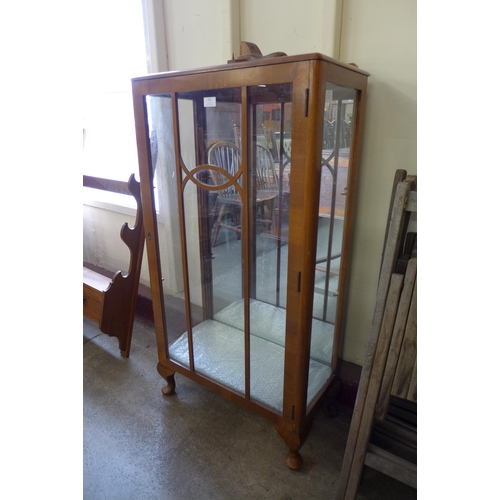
<box><xmin>161</xmin><ymin>375</ymin><xmax>176</xmax><ymax>396</ymax></box>
<box><xmin>157</xmin><ymin>362</ymin><xmax>176</xmax><ymax>396</ymax></box>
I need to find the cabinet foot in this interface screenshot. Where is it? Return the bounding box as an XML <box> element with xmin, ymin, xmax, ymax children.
<box><xmin>275</xmin><ymin>420</ymin><xmax>313</xmax><ymax>471</ymax></box>
<box><xmin>286</xmin><ymin>450</ymin><xmax>303</xmax><ymax>470</ymax></box>
<box><xmin>157</xmin><ymin>362</ymin><xmax>176</xmax><ymax>396</ymax></box>
<box><xmin>161</xmin><ymin>374</ymin><xmax>176</xmax><ymax>396</ymax></box>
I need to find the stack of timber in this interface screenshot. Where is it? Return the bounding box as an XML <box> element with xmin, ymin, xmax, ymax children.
<box><xmin>336</xmin><ymin>170</ymin><xmax>417</xmax><ymax>499</ymax></box>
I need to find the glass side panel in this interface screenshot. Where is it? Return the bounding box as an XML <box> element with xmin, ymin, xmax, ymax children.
<box><xmin>308</xmin><ymin>82</ymin><xmax>357</xmax><ymax>409</ymax></box>
<box><xmin>247</xmin><ymin>83</ymin><xmax>293</xmax><ymax>412</ymax></box>
<box><xmin>146</xmin><ymin>94</ymin><xmax>191</xmax><ymax>368</ymax></box>
<box><xmin>314</xmin><ymin>83</ymin><xmax>356</xmax><ymax>324</ymax></box>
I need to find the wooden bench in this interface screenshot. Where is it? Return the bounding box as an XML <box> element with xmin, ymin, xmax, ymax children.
<box><xmin>336</xmin><ymin>170</ymin><xmax>417</xmax><ymax>498</ymax></box>
<box><xmin>83</xmin><ymin>174</ymin><xmax>145</xmax><ymax>358</ymax></box>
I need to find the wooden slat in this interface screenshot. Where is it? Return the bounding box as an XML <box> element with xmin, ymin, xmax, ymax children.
<box><xmin>336</xmin><ymin>172</ymin><xmax>417</xmax><ymax>500</ymax></box>
<box><xmin>372</xmin><ymin>418</ymin><xmax>417</xmax><ymax>448</ymax></box>
<box><xmin>369</xmin><ymin>430</ymin><xmax>417</xmax><ymax>466</ymax></box>
<box><xmin>381</xmin><ymin>170</ymin><xmax>407</xmax><ymax>262</ymax></box>
<box><xmin>364</xmin><ymin>444</ymin><xmax>417</xmax><ymax>489</ymax></box>
<box><xmin>405</xmin><ymin>175</ymin><xmax>417</xmax><ymax>190</ymax></box>
<box><xmin>342</xmin><ymin>272</ymin><xmax>404</xmax><ymax>499</ymax></box>
<box><xmin>407</xmin><ymin>356</ymin><xmax>417</xmax><ymax>402</ymax></box>
<box><xmin>406</xmin><ymin>190</ymin><xmax>417</xmax><ymax>212</ymax></box>
<box><xmin>390</xmin><ymin>395</ymin><xmax>417</xmax><ymax>413</ymax></box>
<box><xmin>83</xmin><ymin>175</ymin><xmax>131</xmax><ymax>195</ymax></box>
<box><xmin>377</xmin><ymin>257</ymin><xmax>417</xmax><ymax>417</ymax></box>
<box><xmin>392</xmin><ymin>278</ymin><xmax>417</xmax><ymax>399</ymax></box>
<box><xmin>394</xmin><ymin>233</ymin><xmax>416</xmax><ymax>274</ymax></box>
<box><xmin>386</xmin><ymin>409</ymin><xmax>417</xmax><ymax>429</ymax></box>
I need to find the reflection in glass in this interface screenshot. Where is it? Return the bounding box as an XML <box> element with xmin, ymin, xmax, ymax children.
<box><xmin>206</xmin><ymin>141</ymin><xmax>242</xmax><ymax>249</ymax></box>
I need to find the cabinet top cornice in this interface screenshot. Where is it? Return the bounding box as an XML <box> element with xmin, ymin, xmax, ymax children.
<box><xmin>132</xmin><ymin>52</ymin><xmax>370</xmax><ymax>83</ymax></box>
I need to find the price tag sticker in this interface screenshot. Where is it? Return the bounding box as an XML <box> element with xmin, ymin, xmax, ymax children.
<box><xmin>204</xmin><ymin>96</ymin><xmax>216</xmax><ymax>107</ymax></box>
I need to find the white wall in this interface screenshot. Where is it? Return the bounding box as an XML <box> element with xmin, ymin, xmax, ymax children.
<box><xmin>83</xmin><ymin>0</ymin><xmax>417</xmax><ymax>365</ymax></box>
<box><xmin>163</xmin><ymin>0</ymin><xmax>240</xmax><ymax>69</ymax></box>
<box><xmin>83</xmin><ymin>202</ymin><xmax>151</xmax><ymax>286</ymax></box>
<box><xmin>339</xmin><ymin>0</ymin><xmax>417</xmax><ymax>364</ymax></box>
<box><xmin>240</xmin><ymin>0</ymin><xmax>343</xmax><ymax>58</ymax></box>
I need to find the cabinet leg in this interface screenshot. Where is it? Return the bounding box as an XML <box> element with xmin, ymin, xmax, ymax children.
<box><xmin>157</xmin><ymin>362</ymin><xmax>176</xmax><ymax>396</ymax></box>
<box><xmin>274</xmin><ymin>420</ymin><xmax>313</xmax><ymax>470</ymax></box>
<box><xmin>161</xmin><ymin>375</ymin><xmax>176</xmax><ymax>396</ymax></box>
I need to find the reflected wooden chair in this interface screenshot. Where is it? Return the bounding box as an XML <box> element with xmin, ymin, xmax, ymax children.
<box><xmin>254</xmin><ymin>144</ymin><xmax>279</xmax><ymax>230</ymax></box>
<box><xmin>207</xmin><ymin>141</ymin><xmax>243</xmax><ymax>247</ymax></box>
<box><xmin>207</xmin><ymin>141</ymin><xmax>279</xmax><ymax>247</ymax></box>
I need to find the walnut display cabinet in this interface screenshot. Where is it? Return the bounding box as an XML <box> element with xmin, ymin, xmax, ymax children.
<box><xmin>132</xmin><ymin>51</ymin><xmax>369</xmax><ymax>469</ymax></box>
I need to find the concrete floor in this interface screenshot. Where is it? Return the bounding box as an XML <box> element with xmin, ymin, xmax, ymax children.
<box><xmin>83</xmin><ymin>315</ymin><xmax>417</xmax><ymax>500</ymax></box>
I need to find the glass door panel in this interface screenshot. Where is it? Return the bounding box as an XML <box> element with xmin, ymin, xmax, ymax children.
<box><xmin>247</xmin><ymin>83</ymin><xmax>292</xmax><ymax>412</ymax></box>
<box><xmin>163</xmin><ymin>88</ymin><xmax>246</xmax><ymax>395</ymax></box>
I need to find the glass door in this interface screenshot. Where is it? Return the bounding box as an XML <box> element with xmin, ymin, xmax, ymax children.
<box><xmin>146</xmin><ymin>82</ymin><xmax>295</xmax><ymax>414</ymax></box>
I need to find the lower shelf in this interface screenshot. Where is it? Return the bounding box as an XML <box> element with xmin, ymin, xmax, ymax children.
<box><xmin>168</xmin><ymin>299</ymin><xmax>334</xmax><ymax>413</ymax></box>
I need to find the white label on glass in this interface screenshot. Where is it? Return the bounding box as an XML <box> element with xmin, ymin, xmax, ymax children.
<box><xmin>204</xmin><ymin>96</ymin><xmax>216</xmax><ymax>107</ymax></box>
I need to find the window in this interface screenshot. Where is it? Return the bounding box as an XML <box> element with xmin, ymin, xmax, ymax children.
<box><xmin>82</xmin><ymin>0</ymin><xmax>148</xmax><ymax>182</ymax></box>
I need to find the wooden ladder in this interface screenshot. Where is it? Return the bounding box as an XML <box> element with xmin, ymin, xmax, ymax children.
<box><xmin>336</xmin><ymin>170</ymin><xmax>417</xmax><ymax>498</ymax></box>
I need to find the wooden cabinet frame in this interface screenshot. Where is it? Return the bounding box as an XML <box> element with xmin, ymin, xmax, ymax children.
<box><xmin>132</xmin><ymin>53</ymin><xmax>369</xmax><ymax>469</ymax></box>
